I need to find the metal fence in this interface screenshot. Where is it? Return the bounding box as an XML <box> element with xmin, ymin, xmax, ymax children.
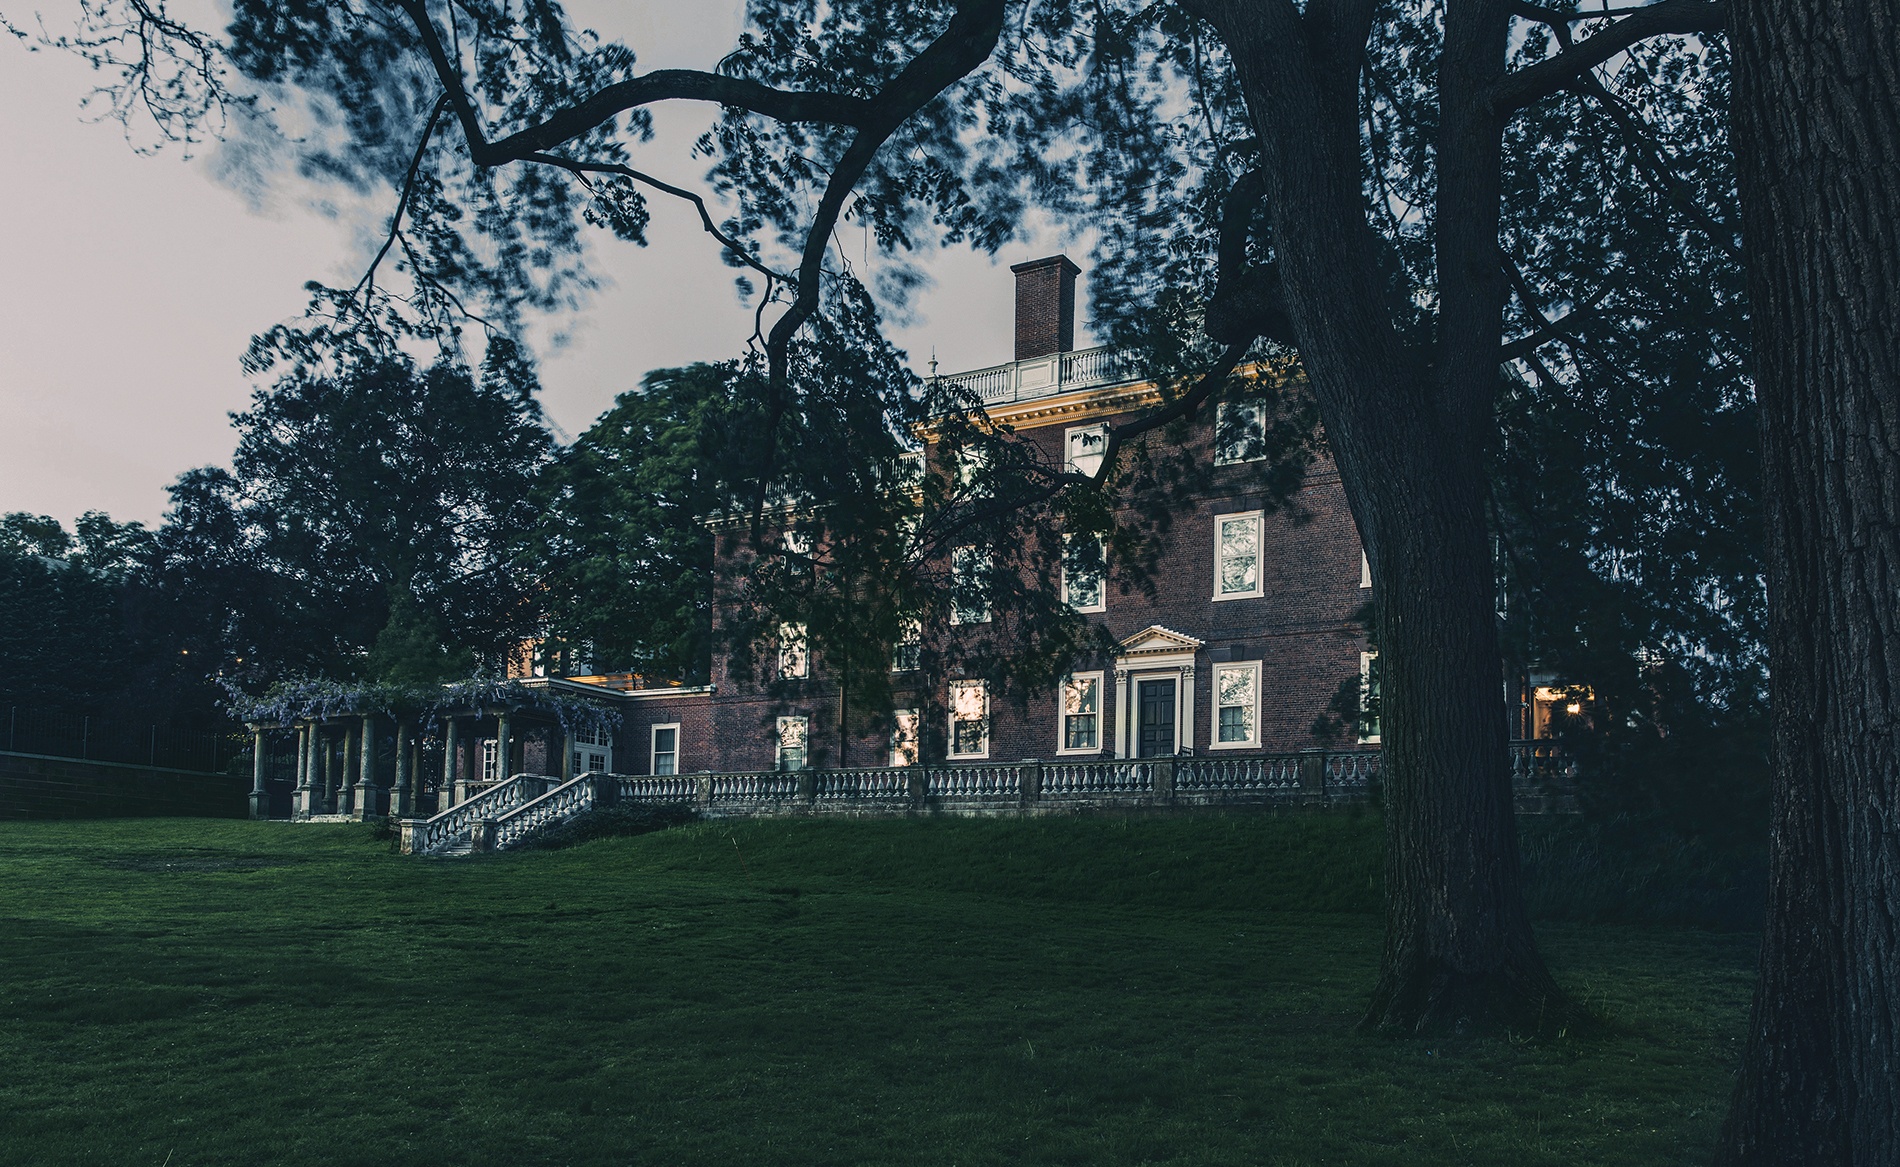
<box><xmin>2</xmin><ymin>705</ymin><xmax>242</xmax><ymax>774</ymax></box>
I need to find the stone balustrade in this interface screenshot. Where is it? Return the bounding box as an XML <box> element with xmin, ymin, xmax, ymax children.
<box><xmin>397</xmin><ymin>745</ymin><xmax>1575</xmax><ymax>855</ymax></box>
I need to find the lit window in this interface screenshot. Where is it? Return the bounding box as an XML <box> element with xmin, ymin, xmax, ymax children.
<box><xmin>778</xmin><ymin>622</ymin><xmax>809</xmax><ymax>679</ymax></box>
<box><xmin>947</xmin><ymin>680</ymin><xmax>989</xmax><ymax>759</ymax></box>
<box><xmin>1360</xmin><ymin>652</ymin><xmax>1382</xmax><ymax>744</ymax></box>
<box><xmin>1214</xmin><ymin>512</ymin><xmax>1264</xmax><ymax>599</ymax></box>
<box><xmin>890</xmin><ymin>709</ymin><xmax>920</xmax><ymax>767</ymax></box>
<box><xmin>1058</xmin><ymin>673</ymin><xmax>1103</xmax><ymax>753</ymax></box>
<box><xmin>892</xmin><ymin>617</ymin><xmax>922</xmax><ymax>672</ymax></box>
<box><xmin>651</xmin><ymin>724</ymin><xmax>679</xmax><ymax>775</ymax></box>
<box><xmin>950</xmin><ymin>547</ymin><xmax>991</xmax><ymax>624</ymax></box>
<box><xmin>1212</xmin><ymin>662</ymin><xmax>1260</xmax><ymax>748</ymax></box>
<box><xmin>776</xmin><ymin>716</ymin><xmax>809</xmax><ymax>771</ymax></box>
<box><xmin>1215</xmin><ymin>401</ymin><xmax>1267</xmax><ymax>465</ymax></box>
<box><xmin>1065</xmin><ymin>424</ymin><xmax>1110</xmax><ymax>478</ymax></box>
<box><xmin>1061</xmin><ymin>534</ymin><xmax>1106</xmax><ymax>612</ymax></box>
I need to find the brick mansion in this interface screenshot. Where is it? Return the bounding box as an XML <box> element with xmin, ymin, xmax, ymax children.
<box><xmin>526</xmin><ymin>256</ymin><xmax>1381</xmax><ymax>783</ymax></box>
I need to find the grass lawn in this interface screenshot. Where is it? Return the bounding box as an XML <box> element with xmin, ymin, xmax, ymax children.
<box><xmin>0</xmin><ymin>811</ymin><xmax>1754</xmax><ymax>1165</ymax></box>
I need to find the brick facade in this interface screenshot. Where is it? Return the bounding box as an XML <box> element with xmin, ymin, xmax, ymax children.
<box><xmin>582</xmin><ymin>258</ymin><xmax>1371</xmax><ymax>779</ymax></box>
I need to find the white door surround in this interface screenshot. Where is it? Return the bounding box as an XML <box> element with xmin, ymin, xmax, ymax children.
<box><xmin>1112</xmin><ymin>625</ymin><xmax>1204</xmax><ymax>758</ymax></box>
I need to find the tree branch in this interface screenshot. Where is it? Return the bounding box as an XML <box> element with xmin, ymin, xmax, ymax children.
<box><xmin>1205</xmin><ymin>170</ymin><xmax>1298</xmax><ymax>346</ymax></box>
<box><xmin>1492</xmin><ymin>0</ymin><xmax>1726</xmax><ymax>112</ymax></box>
<box><xmin>352</xmin><ymin>93</ymin><xmax>452</xmax><ymax>305</ymax></box>
<box><xmin>749</xmin><ymin>0</ymin><xmax>1008</xmax><ymax>534</ymax></box>
<box><xmin>394</xmin><ymin>0</ymin><xmax>874</xmax><ymax>168</ymax></box>
<box><xmin>522</xmin><ymin>152</ymin><xmax>790</xmax><ymax>288</ymax></box>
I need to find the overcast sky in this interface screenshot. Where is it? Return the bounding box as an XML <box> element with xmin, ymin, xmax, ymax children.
<box><xmin>0</xmin><ymin>2</ymin><xmax>1088</xmax><ymax>529</ymax></box>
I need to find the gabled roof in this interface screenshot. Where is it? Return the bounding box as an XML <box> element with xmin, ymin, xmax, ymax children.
<box><xmin>1117</xmin><ymin>625</ymin><xmax>1206</xmax><ymax>656</ymax></box>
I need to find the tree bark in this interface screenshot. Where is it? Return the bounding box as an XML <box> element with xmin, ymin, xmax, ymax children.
<box><xmin>1718</xmin><ymin>0</ymin><xmax>1900</xmax><ymax>1161</ymax></box>
<box><xmin>1191</xmin><ymin>0</ymin><xmax>1570</xmax><ymax>1033</ymax></box>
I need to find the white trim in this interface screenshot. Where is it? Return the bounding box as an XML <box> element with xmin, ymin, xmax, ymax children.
<box><xmin>1061</xmin><ymin>534</ymin><xmax>1107</xmax><ymax>613</ymax></box>
<box><xmin>1212</xmin><ymin>510</ymin><xmax>1265</xmax><ymax>600</ymax></box>
<box><xmin>1056</xmin><ymin>671</ymin><xmax>1106</xmax><ymax>755</ymax></box>
<box><xmin>947</xmin><ymin>679</ymin><xmax>990</xmax><ymax>760</ymax></box>
<box><xmin>1064</xmin><ymin>423</ymin><xmax>1110</xmax><ymax>477</ymax></box>
<box><xmin>890</xmin><ymin>708</ymin><xmax>920</xmax><ymax>767</ymax></box>
<box><xmin>1360</xmin><ymin>652</ymin><xmax>1382</xmax><ymax>744</ymax></box>
<box><xmin>778</xmin><ymin>622</ymin><xmax>809</xmax><ymax>679</ymax></box>
<box><xmin>650</xmin><ymin>723</ymin><xmax>681</xmax><ymax>776</ymax></box>
<box><xmin>776</xmin><ymin>715</ymin><xmax>810</xmax><ymax>771</ymax></box>
<box><xmin>620</xmin><ymin>685</ymin><xmax>716</xmax><ymax>701</ymax></box>
<box><xmin>949</xmin><ymin>547</ymin><xmax>992</xmax><ymax>625</ymax></box>
<box><xmin>1209</xmin><ymin>661</ymin><xmax>1262</xmax><ymax>750</ymax></box>
<box><xmin>1130</xmin><ymin>673</ymin><xmax>1182</xmax><ymax>757</ymax></box>
<box><xmin>1360</xmin><ymin>550</ymin><xmax>1372</xmax><ymax>588</ymax></box>
<box><xmin>1214</xmin><ymin>401</ymin><xmax>1268</xmax><ymax>465</ymax></box>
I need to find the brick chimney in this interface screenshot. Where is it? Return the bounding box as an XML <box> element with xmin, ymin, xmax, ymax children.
<box><xmin>1010</xmin><ymin>255</ymin><xmax>1081</xmax><ymax>361</ymax></box>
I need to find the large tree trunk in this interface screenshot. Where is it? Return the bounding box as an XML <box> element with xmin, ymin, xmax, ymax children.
<box><xmin>1193</xmin><ymin>0</ymin><xmax>1569</xmax><ymax>1034</ymax></box>
<box><xmin>1717</xmin><ymin>1</ymin><xmax>1900</xmax><ymax>1161</ymax></box>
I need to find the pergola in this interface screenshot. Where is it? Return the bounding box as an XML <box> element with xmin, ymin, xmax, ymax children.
<box><xmin>239</xmin><ymin>679</ymin><xmax>615</xmax><ymax>821</ymax></box>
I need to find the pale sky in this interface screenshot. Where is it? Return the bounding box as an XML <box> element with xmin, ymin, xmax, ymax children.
<box><xmin>0</xmin><ymin>2</ymin><xmax>1087</xmax><ymax>528</ymax></box>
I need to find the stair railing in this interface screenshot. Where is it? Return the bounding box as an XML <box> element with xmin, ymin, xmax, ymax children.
<box><xmin>489</xmin><ymin>775</ymin><xmax>597</xmax><ymax>851</ymax></box>
<box><xmin>406</xmin><ymin>774</ymin><xmax>536</xmax><ymax>854</ymax></box>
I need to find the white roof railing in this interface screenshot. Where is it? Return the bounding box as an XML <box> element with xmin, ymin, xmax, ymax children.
<box><xmin>932</xmin><ymin>345</ymin><xmax>1139</xmax><ymax>409</ymax></box>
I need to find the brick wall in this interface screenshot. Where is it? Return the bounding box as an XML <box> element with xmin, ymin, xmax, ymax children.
<box><xmin>1011</xmin><ymin>256</ymin><xmax>1080</xmax><ymax>360</ymax></box>
<box><xmin>682</xmin><ymin>399</ymin><xmax>1370</xmax><ymax>773</ymax></box>
<box><xmin>1</xmin><ymin>751</ymin><xmax>249</xmax><ymax>820</ymax></box>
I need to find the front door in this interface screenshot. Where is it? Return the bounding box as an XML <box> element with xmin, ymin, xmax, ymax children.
<box><xmin>1137</xmin><ymin>678</ymin><xmax>1177</xmax><ymax>758</ymax></box>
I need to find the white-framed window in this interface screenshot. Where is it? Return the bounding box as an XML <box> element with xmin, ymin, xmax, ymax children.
<box><xmin>1061</xmin><ymin>534</ymin><xmax>1106</xmax><ymax>613</ymax></box>
<box><xmin>1065</xmin><ymin>424</ymin><xmax>1110</xmax><ymax>478</ymax></box>
<box><xmin>890</xmin><ymin>709</ymin><xmax>920</xmax><ymax>767</ymax></box>
<box><xmin>651</xmin><ymin>724</ymin><xmax>680</xmax><ymax>775</ymax></box>
<box><xmin>947</xmin><ymin>679</ymin><xmax>989</xmax><ymax>759</ymax></box>
<box><xmin>1214</xmin><ymin>511</ymin><xmax>1264</xmax><ymax>600</ymax></box>
<box><xmin>778</xmin><ymin>622</ymin><xmax>809</xmax><ymax>679</ymax></box>
<box><xmin>776</xmin><ymin>715</ymin><xmax>809</xmax><ymax>771</ymax></box>
<box><xmin>950</xmin><ymin>547</ymin><xmax>991</xmax><ymax>625</ymax></box>
<box><xmin>1361</xmin><ymin>550</ymin><xmax>1372</xmax><ymax>588</ymax></box>
<box><xmin>481</xmin><ymin>738</ymin><xmax>499</xmax><ymax>781</ymax></box>
<box><xmin>1211</xmin><ymin>661</ymin><xmax>1261</xmax><ymax>749</ymax></box>
<box><xmin>1057</xmin><ymin>672</ymin><xmax>1104</xmax><ymax>754</ymax></box>
<box><xmin>956</xmin><ymin>444</ymin><xmax>991</xmax><ymax>496</ymax></box>
<box><xmin>1360</xmin><ymin>652</ymin><xmax>1382</xmax><ymax>744</ymax></box>
<box><xmin>892</xmin><ymin>617</ymin><xmax>922</xmax><ymax>672</ymax></box>
<box><xmin>1215</xmin><ymin>401</ymin><xmax>1268</xmax><ymax>465</ymax></box>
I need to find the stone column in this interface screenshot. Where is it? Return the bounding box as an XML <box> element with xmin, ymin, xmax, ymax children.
<box><xmin>320</xmin><ymin>727</ymin><xmax>337</xmax><ymax>814</ymax></box>
<box><xmin>293</xmin><ymin>724</ymin><xmax>311</xmax><ymax>817</ymax></box>
<box><xmin>1179</xmin><ymin>663</ymin><xmax>1197</xmax><ymax>756</ymax></box>
<box><xmin>305</xmin><ymin>722</ymin><xmax>323</xmax><ymax>817</ymax></box>
<box><xmin>495</xmin><ymin>711</ymin><xmax>513</xmax><ymax>782</ymax></box>
<box><xmin>1113</xmin><ymin>668</ymin><xmax>1131</xmax><ymax>759</ymax></box>
<box><xmin>355</xmin><ymin>715</ymin><xmax>380</xmax><ymax>820</ymax></box>
<box><xmin>560</xmin><ymin>726</ymin><xmax>575</xmax><ymax>781</ymax></box>
<box><xmin>442</xmin><ymin>716</ymin><xmax>460</xmax><ymax>809</ymax></box>
<box><xmin>451</xmin><ymin>718</ymin><xmax>470</xmax><ymax>806</ymax></box>
<box><xmin>342</xmin><ymin>722</ymin><xmax>360</xmax><ymax>815</ymax></box>
<box><xmin>249</xmin><ymin>728</ymin><xmax>269</xmax><ymax>820</ymax></box>
<box><xmin>392</xmin><ymin>720</ymin><xmax>413</xmax><ymax>817</ymax></box>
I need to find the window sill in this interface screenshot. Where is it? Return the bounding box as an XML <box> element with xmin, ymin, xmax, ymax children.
<box><xmin>1212</xmin><ymin>591</ymin><xmax>1263</xmax><ymax>602</ymax></box>
<box><xmin>1207</xmin><ymin>738</ymin><xmax>1259</xmax><ymax>751</ymax></box>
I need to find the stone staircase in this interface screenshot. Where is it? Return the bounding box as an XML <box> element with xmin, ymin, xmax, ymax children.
<box><xmin>399</xmin><ymin>773</ymin><xmax>604</xmax><ymax>856</ymax></box>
